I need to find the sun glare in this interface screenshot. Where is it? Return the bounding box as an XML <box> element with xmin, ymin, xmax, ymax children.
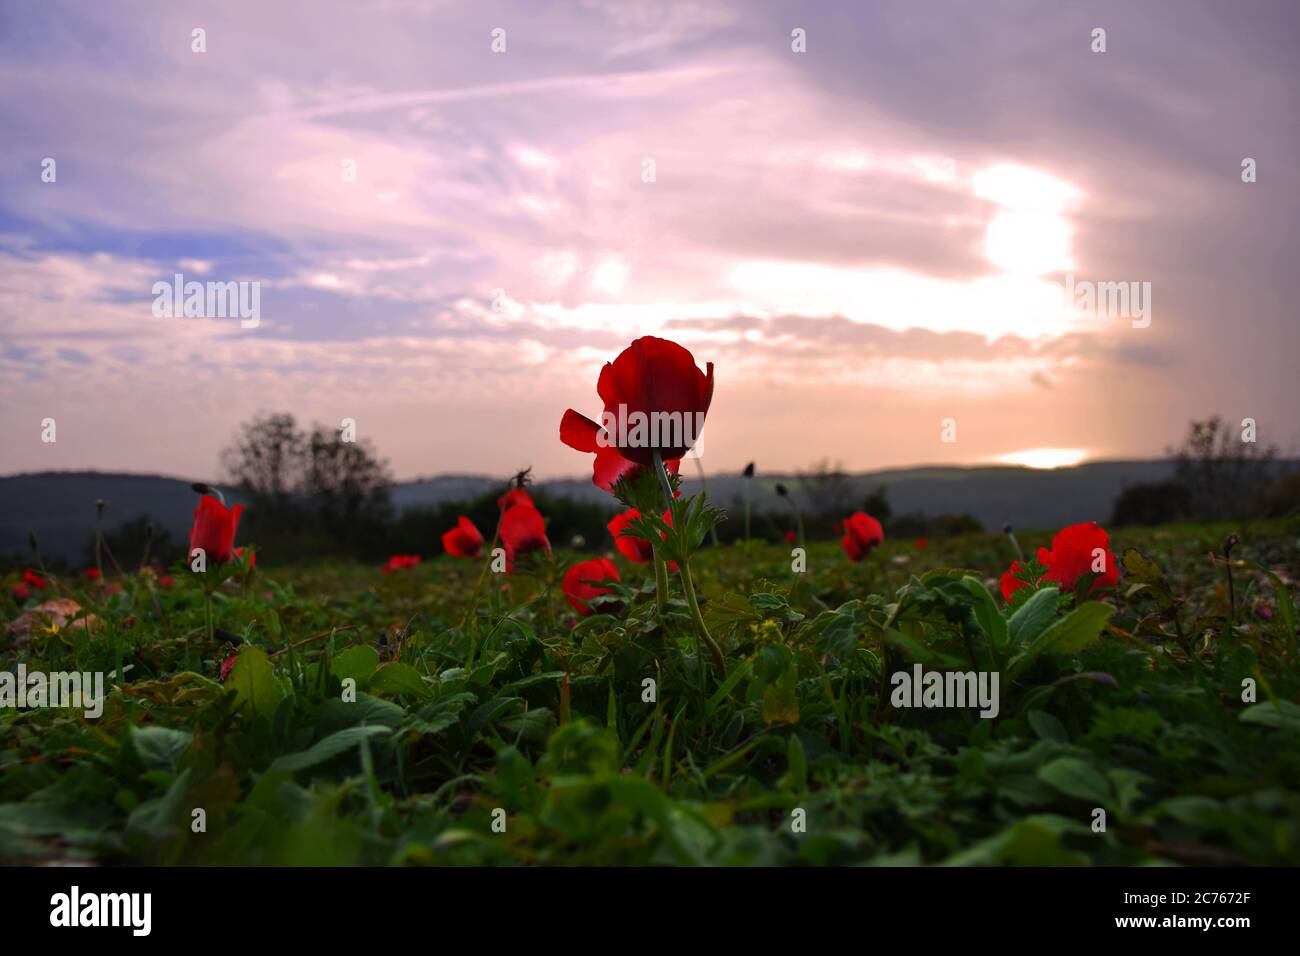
<box><xmin>994</xmin><ymin>447</ymin><xmax>1088</xmax><ymax>469</ymax></box>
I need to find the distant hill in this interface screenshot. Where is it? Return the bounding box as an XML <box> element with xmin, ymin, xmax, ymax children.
<box><xmin>0</xmin><ymin>472</ymin><xmax>208</xmax><ymax>566</ymax></box>
<box><xmin>1</xmin><ymin>461</ymin><xmax>1185</xmax><ymax>562</ymax></box>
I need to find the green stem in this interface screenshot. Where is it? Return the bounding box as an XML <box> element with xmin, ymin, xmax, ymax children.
<box><xmin>462</xmin><ymin>522</ymin><xmax>503</xmax><ymax>640</ymax></box>
<box><xmin>202</xmin><ymin>586</ymin><xmax>214</xmax><ymax>668</ymax></box>
<box><xmin>678</xmin><ymin>559</ymin><xmax>726</xmax><ymax>677</ymax></box>
<box><xmin>783</xmin><ymin>499</ymin><xmax>805</xmax><ymax>549</ymax></box>
<box><xmin>690</xmin><ymin>456</ymin><xmax>720</xmax><ymax>547</ymax></box>
<box><xmin>653</xmin><ymin>549</ymin><xmax>669</xmax><ymax>616</ymax></box>
<box><xmin>653</xmin><ymin>451</ymin><xmax>725</xmax><ymax>678</ymax></box>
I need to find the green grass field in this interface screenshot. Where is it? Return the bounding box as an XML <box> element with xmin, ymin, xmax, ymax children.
<box><xmin>3</xmin><ymin>519</ymin><xmax>1298</xmax><ymax>866</ymax></box>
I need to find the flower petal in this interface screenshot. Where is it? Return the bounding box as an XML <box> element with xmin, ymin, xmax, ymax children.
<box><xmin>560</xmin><ymin>408</ymin><xmax>602</xmax><ymax>453</ymax></box>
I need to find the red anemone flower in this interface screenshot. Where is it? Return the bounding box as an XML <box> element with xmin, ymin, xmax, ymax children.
<box><xmin>12</xmin><ymin>583</ymin><xmax>31</xmax><ymax>602</ymax></box>
<box><xmin>1037</xmin><ymin>521</ymin><xmax>1118</xmax><ymax>595</ymax></box>
<box><xmin>1000</xmin><ymin>560</ymin><xmax>1030</xmax><ymax>602</ymax></box>
<box><xmin>914</xmin><ymin>538</ymin><xmax>929</xmax><ymax>550</ymax></box>
<box><xmin>22</xmin><ymin>569</ymin><xmax>47</xmax><ymax>590</ymax></box>
<box><xmin>84</xmin><ymin>568</ymin><xmax>101</xmax><ymax>580</ymax></box>
<box><xmin>442</xmin><ymin>516</ymin><xmax>485</xmax><ymax>559</ymax></box>
<box><xmin>497</xmin><ymin>487</ymin><xmax>534</xmax><ymax>512</ymax></box>
<box><xmin>235</xmin><ymin>546</ymin><xmax>256</xmax><ymax>568</ymax></box>
<box><xmin>190</xmin><ymin>495</ymin><xmax>243</xmax><ymax>564</ymax></box>
<box><xmin>159</xmin><ymin>575</ymin><xmax>174</xmax><ymax>588</ymax></box>
<box><xmin>220</xmin><ymin>654</ymin><xmax>239</xmax><ymax>682</ymax></box>
<box><xmin>499</xmin><ymin>501</ymin><xmax>551</xmax><ymax>564</ymax></box>
<box><xmin>784</xmin><ymin>530</ymin><xmax>798</xmax><ymax>544</ymax></box>
<box><xmin>560</xmin><ymin>336</ymin><xmax>711</xmax><ymax>491</ymax></box>
<box><xmin>606</xmin><ymin>507</ymin><xmax>674</xmax><ymax>566</ymax></box>
<box><xmin>563</xmin><ymin>558</ymin><xmax>621</xmax><ymax>616</ymax></box>
<box><xmin>383</xmin><ymin>554</ymin><xmax>421</xmax><ymax>574</ymax></box>
<box><xmin>840</xmin><ymin>512</ymin><xmax>884</xmax><ymax>562</ymax></box>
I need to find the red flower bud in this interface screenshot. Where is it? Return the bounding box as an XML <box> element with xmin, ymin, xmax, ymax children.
<box><xmin>442</xmin><ymin>516</ymin><xmax>485</xmax><ymax>559</ymax></box>
<box><xmin>499</xmin><ymin>501</ymin><xmax>551</xmax><ymax>563</ymax></box>
<box><xmin>189</xmin><ymin>495</ymin><xmax>243</xmax><ymax>564</ymax></box>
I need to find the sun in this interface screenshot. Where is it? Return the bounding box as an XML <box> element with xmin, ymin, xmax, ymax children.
<box><xmin>973</xmin><ymin>164</ymin><xmax>1081</xmax><ymax>276</ymax></box>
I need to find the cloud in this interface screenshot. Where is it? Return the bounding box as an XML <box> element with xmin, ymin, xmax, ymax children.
<box><xmin>1</xmin><ymin>0</ymin><xmax>1297</xmax><ymax>476</ymax></box>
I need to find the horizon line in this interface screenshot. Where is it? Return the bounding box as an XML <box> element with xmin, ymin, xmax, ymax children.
<box><xmin>0</xmin><ymin>456</ymin><xmax>1202</xmax><ymax>487</ymax></box>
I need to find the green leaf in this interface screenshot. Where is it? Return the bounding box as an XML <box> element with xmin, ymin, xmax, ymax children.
<box><xmin>784</xmin><ymin>734</ymin><xmax>808</xmax><ymax>792</ymax></box>
<box><xmin>499</xmin><ymin>706</ymin><xmax>555</xmax><ymax>743</ymax></box>
<box><xmin>125</xmin><ymin>768</ymin><xmax>191</xmax><ymax>839</ymax></box>
<box><xmin>1107</xmin><ymin>768</ymin><xmax>1151</xmax><ymax>814</ymax></box>
<box><xmin>962</xmin><ymin>576</ymin><xmax>1008</xmax><ymax>650</ymax></box>
<box><xmin>406</xmin><ymin>692</ymin><xmax>476</xmax><ymax>736</ymax></box>
<box><xmin>499</xmin><ymin>671</ymin><xmax>566</xmax><ymax>694</ymax></box>
<box><xmin>314</xmin><ymin>693</ymin><xmax>406</xmax><ymax>733</ymax></box>
<box><xmin>460</xmin><ymin>696</ymin><xmax>525</xmax><ymax>761</ymax></box>
<box><xmin>1007</xmin><ymin>601</ymin><xmax>1114</xmax><ymax>682</ymax></box>
<box><xmin>227</xmin><ymin>646</ymin><xmax>282</xmax><ymax>718</ymax></box>
<box><xmin>1122</xmin><ymin>548</ymin><xmax>1174</xmax><ymax>608</ymax></box>
<box><xmin>1239</xmin><ymin>700</ymin><xmax>1300</xmax><ymax>734</ymax></box>
<box><xmin>883</xmin><ymin>628</ymin><xmax>966</xmax><ymax>670</ymax></box>
<box><xmin>705</xmin><ymin>659</ymin><xmax>751</xmax><ymax>715</ymax></box>
<box><xmin>330</xmin><ymin>645</ymin><xmax>379</xmax><ymax>688</ymax></box>
<box><xmin>703</xmin><ymin>591</ymin><xmax>758</xmax><ymax>641</ymax></box>
<box><xmin>1007</xmin><ymin>587</ymin><xmax>1060</xmax><ymax>647</ymax></box>
<box><xmin>268</xmin><ymin>725</ymin><xmax>391</xmax><ymax>773</ymax></box>
<box><xmin>1037</xmin><ymin>756</ymin><xmax>1112</xmax><ymax>804</ymax></box>
<box><xmin>761</xmin><ymin>668</ymin><xmax>800</xmax><ymax>726</ymax></box>
<box><xmin>1156</xmin><ymin>795</ymin><xmax>1226</xmax><ymax>829</ymax></box>
<box><xmin>367</xmin><ymin>662</ymin><xmax>434</xmax><ymax>700</ymax></box>
<box><xmin>943</xmin><ymin>815</ymin><xmax>1089</xmax><ymax>866</ymax></box>
<box><xmin>130</xmin><ymin>725</ymin><xmax>193</xmax><ymax>771</ymax></box>
<box><xmin>814</xmin><ymin>602</ymin><xmax>868</xmax><ymax>661</ymax></box>
<box><xmin>1026</xmin><ymin>709</ymin><xmax>1068</xmax><ymax>744</ymax></box>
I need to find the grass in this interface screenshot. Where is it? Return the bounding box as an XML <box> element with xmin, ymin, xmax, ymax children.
<box><xmin>2</xmin><ymin>518</ymin><xmax>1298</xmax><ymax>866</ymax></box>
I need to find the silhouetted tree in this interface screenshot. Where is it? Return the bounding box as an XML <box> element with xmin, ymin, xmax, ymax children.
<box><xmin>1169</xmin><ymin>416</ymin><xmax>1276</xmax><ymax>519</ymax></box>
<box><xmin>221</xmin><ymin>413</ymin><xmax>305</xmax><ymax>513</ymax></box>
<box><xmin>1110</xmin><ymin>480</ymin><xmax>1193</xmax><ymax>527</ymax></box>
<box><xmin>887</xmin><ymin>511</ymin><xmax>983</xmax><ymax>537</ymax></box>
<box><xmin>862</xmin><ymin>486</ymin><xmax>892</xmax><ymax>523</ymax></box>
<box><xmin>219</xmin><ymin>412</ymin><xmax>393</xmax><ymax>557</ymax></box>
<box><xmin>796</xmin><ymin>458</ymin><xmax>856</xmax><ymax>519</ymax></box>
<box><xmin>303</xmin><ymin>424</ymin><xmax>393</xmax><ymax>525</ymax></box>
<box><xmin>83</xmin><ymin>514</ymin><xmax>179</xmax><ymax>570</ymax></box>
<box><xmin>1256</xmin><ymin>472</ymin><xmax>1300</xmax><ymax>519</ymax></box>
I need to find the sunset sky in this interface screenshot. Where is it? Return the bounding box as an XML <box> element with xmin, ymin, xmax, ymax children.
<box><xmin>2</xmin><ymin>0</ymin><xmax>1297</xmax><ymax>482</ymax></box>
